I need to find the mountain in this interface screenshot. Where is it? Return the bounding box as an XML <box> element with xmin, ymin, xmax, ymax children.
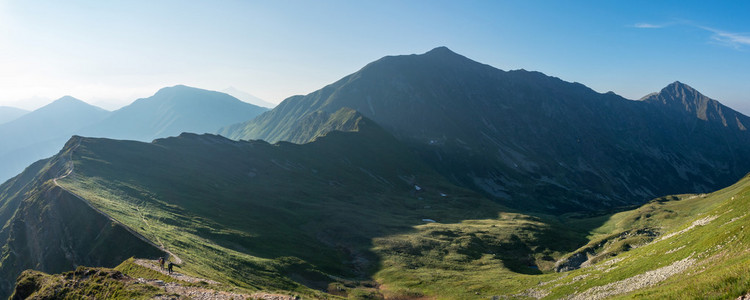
<box><xmin>223</xmin><ymin>86</ymin><xmax>276</xmax><ymax>108</ymax></box>
<box><xmin>9</xmin><ymin>123</ymin><xmax>750</xmax><ymax>298</ymax></box>
<box><xmin>220</xmin><ymin>47</ymin><xmax>750</xmax><ymax>212</ymax></box>
<box><xmin>0</xmin><ymin>97</ymin><xmax>110</xmax><ymax>183</ymax></box>
<box><xmin>641</xmin><ymin>81</ymin><xmax>749</xmax><ymax>131</ymax></box>
<box><xmin>81</xmin><ymin>85</ymin><xmax>268</xmax><ymax>142</ymax></box>
<box><xmin>0</xmin><ymin>141</ymin><xmax>164</xmax><ymax>298</ymax></box>
<box><xmin>0</xmin><ymin>106</ymin><xmax>28</xmax><ymax>125</ymax></box>
<box><xmin>1</xmin><ymin>115</ymin><xmax>550</xmax><ymax>298</ymax></box>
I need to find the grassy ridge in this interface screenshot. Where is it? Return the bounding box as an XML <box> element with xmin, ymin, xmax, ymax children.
<box><xmin>57</xmin><ymin>120</ymin><xmax>528</xmax><ymax>298</ymax></box>
<box><xmin>51</xmin><ymin>121</ymin><xmax>750</xmax><ymax>299</ymax></box>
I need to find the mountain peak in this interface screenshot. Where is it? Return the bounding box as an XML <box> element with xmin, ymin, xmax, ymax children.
<box><xmin>154</xmin><ymin>84</ymin><xmax>198</xmax><ymax>95</ymax></box>
<box><xmin>424</xmin><ymin>46</ymin><xmax>456</xmax><ymax>56</ymax></box>
<box><xmin>641</xmin><ymin>81</ymin><xmax>704</xmax><ymax>105</ymax></box>
<box><xmin>54</xmin><ymin>95</ymin><xmax>84</xmax><ymax>104</ymax></box>
<box><xmin>41</xmin><ymin>96</ymin><xmax>106</xmax><ymax>112</ymax></box>
<box><xmin>642</xmin><ymin>81</ymin><xmax>748</xmax><ymax>128</ymax></box>
<box><xmin>663</xmin><ymin>81</ymin><xmax>698</xmax><ymax>95</ymax></box>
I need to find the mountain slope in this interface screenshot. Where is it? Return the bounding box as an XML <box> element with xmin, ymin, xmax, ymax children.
<box><xmin>221</xmin><ymin>47</ymin><xmax>750</xmax><ymax>212</ymax></box>
<box><xmin>82</xmin><ymin>85</ymin><xmax>268</xmax><ymax>142</ymax></box>
<box><xmin>37</xmin><ymin>114</ymin><xmax>589</xmax><ymax>298</ymax></box>
<box><xmin>0</xmin><ymin>97</ymin><xmax>110</xmax><ymax>183</ymax></box>
<box><xmin>0</xmin><ymin>106</ymin><xmax>28</xmax><ymax>125</ymax></box>
<box><xmin>12</xmin><ymin>131</ymin><xmax>750</xmax><ymax>299</ymax></box>
<box><xmin>0</xmin><ymin>141</ymin><xmax>164</xmax><ymax>299</ymax></box>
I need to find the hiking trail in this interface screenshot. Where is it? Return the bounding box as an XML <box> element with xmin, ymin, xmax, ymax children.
<box><xmin>134</xmin><ymin>259</ymin><xmax>297</xmax><ymax>300</ymax></box>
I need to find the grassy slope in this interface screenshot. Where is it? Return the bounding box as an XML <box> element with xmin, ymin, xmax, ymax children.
<box><xmin>363</xmin><ymin>174</ymin><xmax>750</xmax><ymax>299</ymax></box>
<box><xmin>529</xmin><ymin>174</ymin><xmax>750</xmax><ymax>299</ymax></box>
<box><xmin>59</xmin><ymin>119</ymin><xmax>553</xmax><ymax>298</ymax></box>
<box><xmin>10</xmin><ymin>258</ymin><xmax>197</xmax><ymax>299</ymax></box>
<box><xmin>46</xmin><ymin>116</ymin><xmax>750</xmax><ymax>299</ymax></box>
<box><xmin>11</xmin><ymin>267</ymin><xmax>162</xmax><ymax>300</ymax></box>
<box><xmin>56</xmin><ymin>126</ymin><xmax>750</xmax><ymax>299</ymax></box>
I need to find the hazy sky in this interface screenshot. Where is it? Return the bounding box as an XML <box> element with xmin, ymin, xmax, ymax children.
<box><xmin>1</xmin><ymin>1</ymin><xmax>749</xmax><ymax>113</ymax></box>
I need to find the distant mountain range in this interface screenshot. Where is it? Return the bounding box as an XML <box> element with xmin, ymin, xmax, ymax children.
<box><xmin>0</xmin><ymin>86</ymin><xmax>267</xmax><ymax>183</ymax></box>
<box><xmin>0</xmin><ymin>106</ymin><xmax>28</xmax><ymax>125</ymax></box>
<box><xmin>4</xmin><ymin>47</ymin><xmax>750</xmax><ymax>299</ymax></box>
<box><xmin>221</xmin><ymin>46</ymin><xmax>750</xmax><ymax>212</ymax></box>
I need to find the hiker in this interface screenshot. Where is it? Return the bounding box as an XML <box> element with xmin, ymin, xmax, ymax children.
<box><xmin>168</xmin><ymin>261</ymin><xmax>177</xmax><ymax>274</ymax></box>
<box><xmin>158</xmin><ymin>257</ymin><xmax>165</xmax><ymax>270</ymax></box>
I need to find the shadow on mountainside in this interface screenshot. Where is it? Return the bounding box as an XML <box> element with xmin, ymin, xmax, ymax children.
<box><xmin>47</xmin><ymin>131</ymin><xmax>633</xmax><ymax>298</ymax></box>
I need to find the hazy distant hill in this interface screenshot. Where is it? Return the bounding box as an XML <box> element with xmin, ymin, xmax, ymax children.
<box><xmin>81</xmin><ymin>85</ymin><xmax>268</xmax><ymax>142</ymax></box>
<box><xmin>0</xmin><ymin>86</ymin><xmax>268</xmax><ymax>184</ymax></box>
<box><xmin>221</xmin><ymin>47</ymin><xmax>750</xmax><ymax>212</ymax></box>
<box><xmin>0</xmin><ymin>97</ymin><xmax>110</xmax><ymax>183</ymax></box>
<box><xmin>223</xmin><ymin>86</ymin><xmax>276</xmax><ymax>108</ymax></box>
<box><xmin>0</xmin><ymin>106</ymin><xmax>28</xmax><ymax>125</ymax></box>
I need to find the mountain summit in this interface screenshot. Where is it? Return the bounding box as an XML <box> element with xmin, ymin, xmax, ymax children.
<box><xmin>80</xmin><ymin>85</ymin><xmax>268</xmax><ymax>141</ymax></box>
<box><xmin>221</xmin><ymin>47</ymin><xmax>750</xmax><ymax>212</ymax></box>
<box><xmin>0</xmin><ymin>96</ymin><xmax>110</xmax><ymax>182</ymax></box>
<box><xmin>641</xmin><ymin>81</ymin><xmax>748</xmax><ymax>130</ymax></box>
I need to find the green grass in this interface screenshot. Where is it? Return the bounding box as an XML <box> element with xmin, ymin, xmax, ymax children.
<box><xmin>57</xmin><ymin>124</ymin><xmax>513</xmax><ymax>298</ymax></box>
<box><xmin>11</xmin><ymin>267</ymin><xmax>164</xmax><ymax>300</ymax></box>
<box><xmin>49</xmin><ymin>128</ymin><xmax>750</xmax><ymax>299</ymax></box>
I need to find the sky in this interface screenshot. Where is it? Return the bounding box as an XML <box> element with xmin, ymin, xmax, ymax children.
<box><xmin>0</xmin><ymin>1</ymin><xmax>749</xmax><ymax>114</ymax></box>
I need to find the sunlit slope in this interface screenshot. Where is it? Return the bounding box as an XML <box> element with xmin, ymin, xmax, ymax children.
<box><xmin>366</xmin><ymin>174</ymin><xmax>750</xmax><ymax>299</ymax></box>
<box><xmin>542</xmin><ymin>174</ymin><xmax>750</xmax><ymax>299</ymax></box>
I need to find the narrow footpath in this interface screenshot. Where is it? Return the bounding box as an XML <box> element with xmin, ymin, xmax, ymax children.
<box><xmin>134</xmin><ymin>259</ymin><xmax>298</xmax><ymax>300</ymax></box>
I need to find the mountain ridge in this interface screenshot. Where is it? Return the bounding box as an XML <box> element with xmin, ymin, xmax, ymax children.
<box><xmin>220</xmin><ymin>47</ymin><xmax>750</xmax><ymax>212</ymax></box>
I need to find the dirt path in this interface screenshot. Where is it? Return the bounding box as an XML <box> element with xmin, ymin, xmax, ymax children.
<box><xmin>134</xmin><ymin>259</ymin><xmax>218</xmax><ymax>285</ymax></box>
<box><xmin>567</xmin><ymin>256</ymin><xmax>696</xmax><ymax>300</ymax></box>
<box><xmin>135</xmin><ymin>259</ymin><xmax>297</xmax><ymax>300</ymax></box>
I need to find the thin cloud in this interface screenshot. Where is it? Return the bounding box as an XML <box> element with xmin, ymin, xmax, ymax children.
<box><xmin>700</xmin><ymin>26</ymin><xmax>750</xmax><ymax>49</ymax></box>
<box><xmin>633</xmin><ymin>23</ymin><xmax>664</xmax><ymax>29</ymax></box>
<box><xmin>631</xmin><ymin>20</ymin><xmax>750</xmax><ymax>50</ymax></box>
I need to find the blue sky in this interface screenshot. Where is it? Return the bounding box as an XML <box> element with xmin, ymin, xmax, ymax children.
<box><xmin>0</xmin><ymin>1</ymin><xmax>749</xmax><ymax>114</ymax></box>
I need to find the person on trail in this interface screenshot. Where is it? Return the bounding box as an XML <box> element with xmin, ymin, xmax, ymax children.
<box><xmin>168</xmin><ymin>261</ymin><xmax>177</xmax><ymax>274</ymax></box>
<box><xmin>158</xmin><ymin>257</ymin><xmax>165</xmax><ymax>270</ymax></box>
